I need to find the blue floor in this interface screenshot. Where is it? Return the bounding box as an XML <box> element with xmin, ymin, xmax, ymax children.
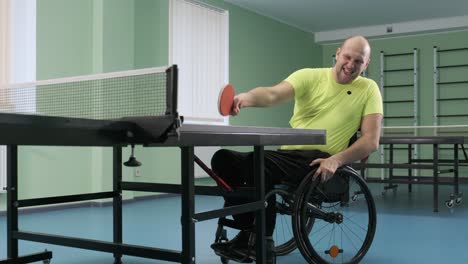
<box><xmin>0</xmin><ymin>183</ymin><xmax>467</xmax><ymax>263</ymax></box>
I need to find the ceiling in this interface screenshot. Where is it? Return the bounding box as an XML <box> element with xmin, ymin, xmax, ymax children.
<box><xmin>224</xmin><ymin>0</ymin><xmax>468</xmax><ymax>33</ymax></box>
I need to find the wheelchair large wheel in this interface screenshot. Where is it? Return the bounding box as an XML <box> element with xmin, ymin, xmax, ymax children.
<box><xmin>292</xmin><ymin>166</ymin><xmax>377</xmax><ymax>264</ymax></box>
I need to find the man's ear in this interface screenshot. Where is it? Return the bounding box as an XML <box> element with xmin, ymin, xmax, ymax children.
<box><xmin>364</xmin><ymin>58</ymin><xmax>371</xmax><ymax>69</ymax></box>
<box><xmin>336</xmin><ymin>47</ymin><xmax>341</xmax><ymax>57</ymax></box>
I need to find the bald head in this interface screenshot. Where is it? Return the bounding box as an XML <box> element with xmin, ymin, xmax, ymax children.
<box><xmin>341</xmin><ymin>35</ymin><xmax>371</xmax><ymax>59</ymax></box>
<box><xmin>333</xmin><ymin>35</ymin><xmax>371</xmax><ymax>84</ymax></box>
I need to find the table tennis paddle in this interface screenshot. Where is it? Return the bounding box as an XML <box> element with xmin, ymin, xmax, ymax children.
<box><xmin>218</xmin><ymin>84</ymin><xmax>235</xmax><ymax>116</ymax></box>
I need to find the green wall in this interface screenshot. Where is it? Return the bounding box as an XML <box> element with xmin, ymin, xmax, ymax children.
<box><xmin>134</xmin><ymin>0</ymin><xmax>169</xmax><ymax>68</ymax></box>
<box><xmin>36</xmin><ymin>0</ymin><xmax>94</xmax><ymax>79</ymax></box>
<box><xmin>102</xmin><ymin>0</ymin><xmax>135</xmax><ymax>72</ymax></box>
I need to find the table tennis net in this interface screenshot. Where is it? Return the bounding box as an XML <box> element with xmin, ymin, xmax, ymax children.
<box><xmin>0</xmin><ymin>66</ymin><xmax>172</xmax><ymax>120</ymax></box>
<box><xmin>382</xmin><ymin>125</ymin><xmax>468</xmax><ymax>137</ymax></box>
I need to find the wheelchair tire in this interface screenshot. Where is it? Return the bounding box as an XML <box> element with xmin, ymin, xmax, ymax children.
<box><xmin>292</xmin><ymin>166</ymin><xmax>377</xmax><ymax>264</ymax></box>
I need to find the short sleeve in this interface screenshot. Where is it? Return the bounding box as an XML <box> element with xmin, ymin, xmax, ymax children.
<box><xmin>363</xmin><ymin>81</ymin><xmax>383</xmax><ymax>116</ymax></box>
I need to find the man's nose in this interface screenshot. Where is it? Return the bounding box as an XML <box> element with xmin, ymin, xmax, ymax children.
<box><xmin>345</xmin><ymin>61</ymin><xmax>356</xmax><ymax>71</ymax></box>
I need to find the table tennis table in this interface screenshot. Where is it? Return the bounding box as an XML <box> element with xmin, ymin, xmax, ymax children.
<box><xmin>0</xmin><ymin>113</ymin><xmax>325</xmax><ymax>264</ymax></box>
<box><xmin>355</xmin><ymin>128</ymin><xmax>467</xmax><ymax>212</ymax></box>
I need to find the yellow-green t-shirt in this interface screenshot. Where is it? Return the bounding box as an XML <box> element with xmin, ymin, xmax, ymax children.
<box><xmin>281</xmin><ymin>68</ymin><xmax>383</xmax><ymax>154</ymax></box>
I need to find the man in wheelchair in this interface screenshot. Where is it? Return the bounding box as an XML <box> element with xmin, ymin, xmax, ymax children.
<box><xmin>210</xmin><ymin>35</ymin><xmax>383</xmax><ymax>263</ymax></box>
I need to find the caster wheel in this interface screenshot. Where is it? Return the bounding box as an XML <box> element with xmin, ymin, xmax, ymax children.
<box><xmin>456</xmin><ymin>197</ymin><xmax>462</xmax><ymax>204</ymax></box>
<box><xmin>445</xmin><ymin>200</ymin><xmax>454</xmax><ymax>208</ymax></box>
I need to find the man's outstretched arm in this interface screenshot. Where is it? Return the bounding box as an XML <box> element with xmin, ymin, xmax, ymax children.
<box><xmin>230</xmin><ymin>81</ymin><xmax>295</xmax><ymax>116</ymax></box>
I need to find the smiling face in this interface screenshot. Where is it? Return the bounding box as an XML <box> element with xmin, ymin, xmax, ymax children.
<box><xmin>333</xmin><ymin>36</ymin><xmax>371</xmax><ymax>84</ymax></box>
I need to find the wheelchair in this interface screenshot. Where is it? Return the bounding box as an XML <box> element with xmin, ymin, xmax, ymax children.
<box><xmin>211</xmin><ymin>165</ymin><xmax>377</xmax><ymax>264</ymax></box>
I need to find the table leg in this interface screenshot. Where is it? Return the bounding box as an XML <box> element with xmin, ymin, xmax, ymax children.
<box><xmin>113</xmin><ymin>146</ymin><xmax>123</xmax><ymax>264</ymax></box>
<box><xmin>181</xmin><ymin>147</ymin><xmax>196</xmax><ymax>264</ymax></box>
<box><xmin>433</xmin><ymin>144</ymin><xmax>439</xmax><ymax>213</ymax></box>
<box><xmin>408</xmin><ymin>144</ymin><xmax>413</xmax><ymax>193</ymax></box>
<box><xmin>6</xmin><ymin>145</ymin><xmax>18</xmax><ymax>260</ymax></box>
<box><xmin>253</xmin><ymin>146</ymin><xmax>266</xmax><ymax>264</ymax></box>
<box><xmin>454</xmin><ymin>144</ymin><xmax>459</xmax><ymax>196</ymax></box>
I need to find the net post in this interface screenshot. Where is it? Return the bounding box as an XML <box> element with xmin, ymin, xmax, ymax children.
<box><xmin>165</xmin><ymin>64</ymin><xmax>178</xmax><ymax>117</ymax></box>
<box><xmin>165</xmin><ymin>65</ymin><xmax>181</xmax><ymax>135</ymax></box>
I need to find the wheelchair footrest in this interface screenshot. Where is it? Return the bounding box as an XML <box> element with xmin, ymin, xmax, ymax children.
<box><xmin>218</xmin><ymin>218</ymin><xmax>254</xmax><ymax>230</ymax></box>
<box><xmin>213</xmin><ymin>247</ymin><xmax>253</xmax><ymax>263</ymax></box>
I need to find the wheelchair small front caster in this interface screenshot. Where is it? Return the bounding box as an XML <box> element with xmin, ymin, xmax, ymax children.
<box><xmin>455</xmin><ymin>192</ymin><xmax>463</xmax><ymax>205</ymax></box>
<box><xmin>445</xmin><ymin>199</ymin><xmax>454</xmax><ymax>209</ymax></box>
